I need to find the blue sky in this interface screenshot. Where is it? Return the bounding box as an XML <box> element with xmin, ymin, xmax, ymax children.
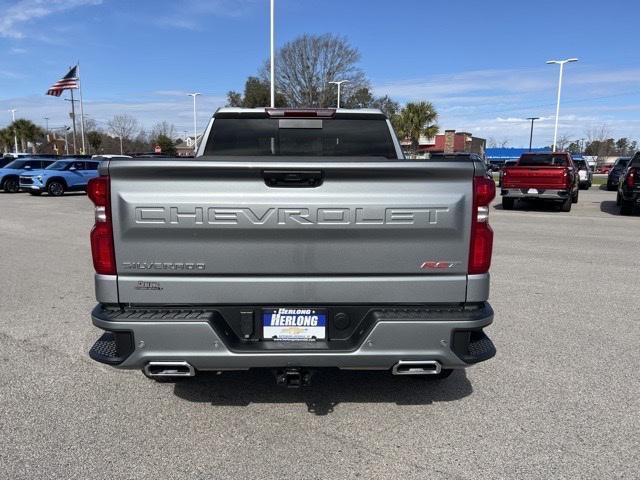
<box><xmin>1</xmin><ymin>0</ymin><xmax>639</xmax><ymax>146</ymax></box>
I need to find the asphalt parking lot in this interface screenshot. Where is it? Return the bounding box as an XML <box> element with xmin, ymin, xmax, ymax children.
<box><xmin>0</xmin><ymin>187</ymin><xmax>638</xmax><ymax>480</ymax></box>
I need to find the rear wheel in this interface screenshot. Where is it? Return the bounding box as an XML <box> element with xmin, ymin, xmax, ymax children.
<box><xmin>561</xmin><ymin>196</ymin><xmax>572</xmax><ymax>212</ymax></box>
<box><xmin>572</xmin><ymin>189</ymin><xmax>579</xmax><ymax>204</ymax></box>
<box><xmin>616</xmin><ymin>192</ymin><xmax>622</xmax><ymax>206</ymax></box>
<box><xmin>502</xmin><ymin>197</ymin><xmax>515</xmax><ymax>210</ymax></box>
<box><xmin>3</xmin><ymin>177</ymin><xmax>19</xmax><ymax>193</ymax></box>
<box><xmin>47</xmin><ymin>181</ymin><xmax>65</xmax><ymax>196</ymax></box>
<box><xmin>620</xmin><ymin>200</ymin><xmax>634</xmax><ymax>216</ymax></box>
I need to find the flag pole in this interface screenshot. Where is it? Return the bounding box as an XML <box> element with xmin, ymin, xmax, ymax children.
<box><xmin>77</xmin><ymin>62</ymin><xmax>86</xmax><ymax>154</ymax></box>
<box><xmin>69</xmin><ymin>89</ymin><xmax>78</xmax><ymax>154</ymax></box>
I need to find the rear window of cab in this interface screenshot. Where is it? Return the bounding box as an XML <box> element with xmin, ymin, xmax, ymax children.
<box><xmin>518</xmin><ymin>154</ymin><xmax>568</xmax><ymax>167</ymax></box>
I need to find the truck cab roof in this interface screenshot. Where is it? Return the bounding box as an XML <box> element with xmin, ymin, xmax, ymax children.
<box><xmin>213</xmin><ymin>107</ymin><xmax>388</xmax><ymax>119</ymax></box>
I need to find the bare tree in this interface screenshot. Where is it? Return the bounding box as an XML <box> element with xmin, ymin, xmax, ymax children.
<box><xmin>585</xmin><ymin>124</ymin><xmax>612</xmax><ymax>144</ymax></box>
<box><xmin>584</xmin><ymin>124</ymin><xmax>614</xmax><ymax>166</ymax></box>
<box><xmin>107</xmin><ymin>114</ymin><xmax>138</xmax><ymax>154</ymax></box>
<box><xmin>150</xmin><ymin>121</ymin><xmax>176</xmax><ymax>141</ymax></box>
<box><xmin>556</xmin><ymin>135</ymin><xmax>570</xmax><ymax>151</ymax></box>
<box><xmin>83</xmin><ymin>118</ymin><xmax>98</xmax><ymax>133</ymax></box>
<box><xmin>262</xmin><ymin>34</ymin><xmax>368</xmax><ymax>108</ymax></box>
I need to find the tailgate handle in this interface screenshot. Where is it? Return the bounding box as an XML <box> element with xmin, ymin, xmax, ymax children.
<box><xmin>263</xmin><ymin>170</ymin><xmax>323</xmax><ymax>188</ymax></box>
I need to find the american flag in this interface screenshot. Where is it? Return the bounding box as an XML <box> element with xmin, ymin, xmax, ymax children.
<box><xmin>46</xmin><ymin>66</ymin><xmax>79</xmax><ymax>97</ymax></box>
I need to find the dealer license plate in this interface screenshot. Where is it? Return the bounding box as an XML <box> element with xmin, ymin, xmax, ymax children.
<box><xmin>262</xmin><ymin>308</ymin><xmax>327</xmax><ymax>341</ymax></box>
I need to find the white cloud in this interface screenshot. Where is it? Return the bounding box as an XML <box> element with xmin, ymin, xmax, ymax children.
<box><xmin>153</xmin><ymin>0</ymin><xmax>259</xmax><ymax>31</ymax></box>
<box><xmin>372</xmin><ymin>66</ymin><xmax>640</xmax><ymax>145</ymax></box>
<box><xmin>0</xmin><ymin>0</ymin><xmax>103</xmax><ymax>38</ymax></box>
<box><xmin>0</xmin><ymin>92</ymin><xmax>227</xmax><ymax>135</ymax></box>
<box><xmin>373</xmin><ymin>66</ymin><xmax>640</xmax><ymax>102</ymax></box>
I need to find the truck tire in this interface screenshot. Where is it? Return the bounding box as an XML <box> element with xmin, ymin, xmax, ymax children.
<box><xmin>616</xmin><ymin>192</ymin><xmax>622</xmax><ymax>206</ymax></box>
<box><xmin>502</xmin><ymin>197</ymin><xmax>515</xmax><ymax>210</ymax></box>
<box><xmin>47</xmin><ymin>181</ymin><xmax>65</xmax><ymax>196</ymax></box>
<box><xmin>561</xmin><ymin>197</ymin><xmax>572</xmax><ymax>212</ymax></box>
<box><xmin>2</xmin><ymin>177</ymin><xmax>19</xmax><ymax>193</ymax></box>
<box><xmin>572</xmin><ymin>190</ymin><xmax>579</xmax><ymax>204</ymax></box>
<box><xmin>620</xmin><ymin>200</ymin><xmax>634</xmax><ymax>216</ymax></box>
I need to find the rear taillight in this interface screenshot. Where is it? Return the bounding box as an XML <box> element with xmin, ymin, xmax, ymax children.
<box><xmin>626</xmin><ymin>168</ymin><xmax>637</xmax><ymax>189</ymax></box>
<box><xmin>88</xmin><ymin>176</ymin><xmax>116</xmax><ymax>275</ymax></box>
<box><xmin>469</xmin><ymin>176</ymin><xmax>496</xmax><ymax>275</ymax></box>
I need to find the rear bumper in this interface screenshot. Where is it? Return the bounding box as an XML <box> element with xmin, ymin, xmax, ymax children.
<box><xmin>89</xmin><ymin>303</ymin><xmax>495</xmax><ymax>371</ymax></box>
<box><xmin>501</xmin><ymin>188</ymin><xmax>570</xmax><ymax>200</ymax></box>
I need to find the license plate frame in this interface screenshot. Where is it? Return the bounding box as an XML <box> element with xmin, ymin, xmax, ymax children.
<box><xmin>262</xmin><ymin>308</ymin><xmax>327</xmax><ymax>342</ymax></box>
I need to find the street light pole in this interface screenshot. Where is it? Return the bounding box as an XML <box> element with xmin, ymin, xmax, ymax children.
<box><xmin>188</xmin><ymin>93</ymin><xmax>201</xmax><ymax>154</ymax></box>
<box><xmin>546</xmin><ymin>58</ymin><xmax>578</xmax><ymax>152</ymax></box>
<box><xmin>63</xmin><ymin>127</ymin><xmax>70</xmax><ymax>155</ymax></box>
<box><xmin>329</xmin><ymin>80</ymin><xmax>350</xmax><ymax>108</ymax></box>
<box><xmin>526</xmin><ymin>117</ymin><xmax>540</xmax><ymax>151</ymax></box>
<box><xmin>9</xmin><ymin>109</ymin><xmax>18</xmax><ymax>153</ymax></box>
<box><xmin>270</xmin><ymin>0</ymin><xmax>275</xmax><ymax>108</ymax></box>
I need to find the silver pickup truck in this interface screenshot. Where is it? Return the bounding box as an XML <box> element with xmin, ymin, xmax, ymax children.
<box><xmin>88</xmin><ymin>108</ymin><xmax>496</xmax><ymax>386</ymax></box>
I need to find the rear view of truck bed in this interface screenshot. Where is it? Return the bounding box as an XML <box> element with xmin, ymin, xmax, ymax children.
<box><xmin>88</xmin><ymin>108</ymin><xmax>496</xmax><ymax>384</ymax></box>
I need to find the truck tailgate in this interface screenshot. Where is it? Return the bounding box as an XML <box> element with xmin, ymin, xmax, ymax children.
<box><xmin>503</xmin><ymin>166</ymin><xmax>568</xmax><ymax>189</ymax></box>
<box><xmin>107</xmin><ymin>159</ymin><xmax>475</xmax><ymax>305</ymax></box>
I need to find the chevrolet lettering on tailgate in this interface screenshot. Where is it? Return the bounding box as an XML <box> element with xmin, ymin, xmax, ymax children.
<box><xmin>134</xmin><ymin>206</ymin><xmax>450</xmax><ymax>226</ymax></box>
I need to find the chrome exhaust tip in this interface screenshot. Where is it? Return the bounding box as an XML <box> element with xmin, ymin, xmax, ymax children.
<box><xmin>144</xmin><ymin>361</ymin><xmax>195</xmax><ymax>377</ymax></box>
<box><xmin>392</xmin><ymin>360</ymin><xmax>442</xmax><ymax>376</ymax></box>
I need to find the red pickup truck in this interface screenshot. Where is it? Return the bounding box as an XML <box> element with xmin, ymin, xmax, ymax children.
<box><xmin>500</xmin><ymin>152</ymin><xmax>579</xmax><ymax>212</ymax></box>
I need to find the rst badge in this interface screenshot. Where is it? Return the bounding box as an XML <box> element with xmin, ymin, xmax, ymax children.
<box><xmin>262</xmin><ymin>308</ymin><xmax>327</xmax><ymax>341</ymax></box>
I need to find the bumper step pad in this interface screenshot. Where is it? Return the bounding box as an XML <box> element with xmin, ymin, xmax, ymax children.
<box><xmin>452</xmin><ymin>330</ymin><xmax>496</xmax><ymax>364</ymax></box>
<box><xmin>89</xmin><ymin>331</ymin><xmax>134</xmax><ymax>365</ymax></box>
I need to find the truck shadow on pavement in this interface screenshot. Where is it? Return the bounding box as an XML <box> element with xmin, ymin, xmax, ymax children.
<box><xmin>171</xmin><ymin>369</ymin><xmax>473</xmax><ymax>416</ymax></box>
<box><xmin>599</xmin><ymin>201</ymin><xmax>621</xmax><ymax>216</ymax></box>
<box><xmin>493</xmin><ymin>200</ymin><xmax>564</xmax><ymax>212</ymax></box>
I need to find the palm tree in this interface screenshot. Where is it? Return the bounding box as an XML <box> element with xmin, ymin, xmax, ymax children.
<box><xmin>0</xmin><ymin>128</ymin><xmax>14</xmax><ymax>153</ymax></box>
<box><xmin>394</xmin><ymin>102</ymin><xmax>439</xmax><ymax>157</ymax></box>
<box><xmin>10</xmin><ymin>119</ymin><xmax>44</xmax><ymax>152</ymax></box>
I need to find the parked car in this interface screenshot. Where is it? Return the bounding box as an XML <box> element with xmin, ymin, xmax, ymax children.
<box><xmin>598</xmin><ymin>165</ymin><xmax>613</xmax><ymax>175</ymax></box>
<box><xmin>573</xmin><ymin>159</ymin><xmax>592</xmax><ymax>189</ymax></box>
<box><xmin>19</xmin><ymin>159</ymin><xmax>101</xmax><ymax>196</ymax></box>
<box><xmin>2</xmin><ymin>152</ymin><xmax>32</xmax><ymax>160</ymax></box>
<box><xmin>501</xmin><ymin>152</ymin><xmax>579</xmax><ymax>211</ymax></box>
<box><xmin>0</xmin><ymin>158</ymin><xmax>57</xmax><ymax>193</ymax></box>
<box><xmin>87</xmin><ymin>107</ymin><xmax>497</xmax><ymax>385</ymax></box>
<box><xmin>607</xmin><ymin>157</ymin><xmax>631</xmax><ymax>191</ymax></box>
<box><xmin>92</xmin><ymin>155</ymin><xmax>131</xmax><ymax>160</ymax></box>
<box><xmin>617</xmin><ymin>152</ymin><xmax>640</xmax><ymax>215</ymax></box>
